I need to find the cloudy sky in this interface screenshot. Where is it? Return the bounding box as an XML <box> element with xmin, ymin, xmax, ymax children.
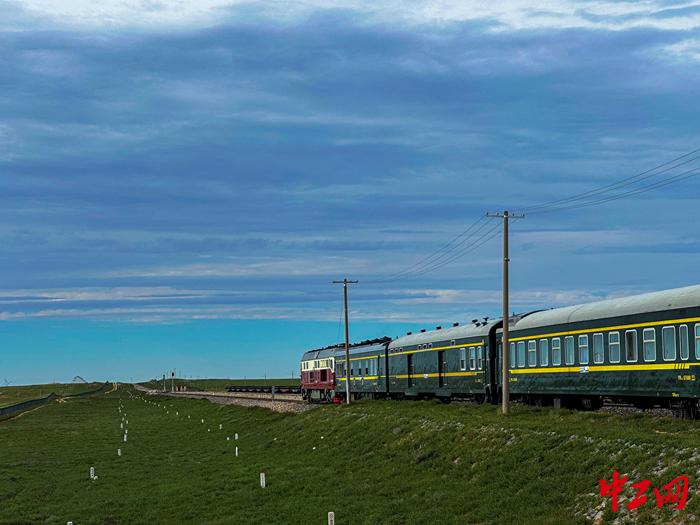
<box><xmin>1</xmin><ymin>0</ymin><xmax>699</xmax><ymax>384</ymax></box>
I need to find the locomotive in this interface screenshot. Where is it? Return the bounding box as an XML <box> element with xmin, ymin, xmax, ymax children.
<box><xmin>300</xmin><ymin>284</ymin><xmax>700</xmax><ymax>417</ymax></box>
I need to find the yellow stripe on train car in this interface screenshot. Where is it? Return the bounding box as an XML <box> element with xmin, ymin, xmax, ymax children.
<box><xmin>509</xmin><ymin>315</ymin><xmax>700</xmax><ymax>343</ymax></box>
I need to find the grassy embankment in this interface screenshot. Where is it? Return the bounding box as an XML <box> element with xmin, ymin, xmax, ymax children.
<box><xmin>0</xmin><ymin>382</ymin><xmax>105</xmax><ymax>408</ymax></box>
<box><xmin>139</xmin><ymin>377</ymin><xmax>298</xmax><ymax>392</ymax></box>
<box><xmin>1</xmin><ymin>384</ymin><xmax>699</xmax><ymax>524</ymax></box>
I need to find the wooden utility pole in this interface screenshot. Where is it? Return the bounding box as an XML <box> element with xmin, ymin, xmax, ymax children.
<box><xmin>332</xmin><ymin>278</ymin><xmax>358</xmax><ymax>405</ymax></box>
<box><xmin>486</xmin><ymin>210</ymin><xmax>524</xmax><ymax>415</ymax></box>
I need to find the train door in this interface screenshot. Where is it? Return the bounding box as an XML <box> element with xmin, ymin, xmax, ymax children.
<box><xmin>438</xmin><ymin>350</ymin><xmax>446</xmax><ymax>387</ymax></box>
<box><xmin>407</xmin><ymin>354</ymin><xmax>414</xmax><ymax>388</ymax></box>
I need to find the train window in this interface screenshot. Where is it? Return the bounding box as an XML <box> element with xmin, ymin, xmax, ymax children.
<box><xmin>451</xmin><ymin>340</ymin><xmax>456</xmax><ymax>347</ymax></box>
<box><xmin>609</xmin><ymin>332</ymin><xmax>621</xmax><ymax>363</ymax></box>
<box><xmin>564</xmin><ymin>336</ymin><xmax>575</xmax><ymax>365</ymax></box>
<box><xmin>643</xmin><ymin>328</ymin><xmax>656</xmax><ymax>362</ymax></box>
<box><xmin>696</xmin><ymin>325</ymin><xmax>700</xmax><ymax>359</ymax></box>
<box><xmin>516</xmin><ymin>341</ymin><xmax>527</xmax><ymax>368</ymax></box>
<box><xmin>517</xmin><ymin>342</ymin><xmax>526</xmax><ymax>368</ymax></box>
<box><xmin>477</xmin><ymin>346</ymin><xmax>484</xmax><ymax>370</ymax></box>
<box><xmin>509</xmin><ymin>343</ymin><xmax>516</xmax><ymax>368</ymax></box>
<box><xmin>625</xmin><ymin>330</ymin><xmax>638</xmax><ymax>362</ymax></box>
<box><xmin>539</xmin><ymin>339</ymin><xmax>548</xmax><ymax>366</ymax></box>
<box><xmin>528</xmin><ymin>341</ymin><xmax>537</xmax><ymax>367</ymax></box>
<box><xmin>680</xmin><ymin>325</ymin><xmax>689</xmax><ymax>360</ymax></box>
<box><xmin>662</xmin><ymin>326</ymin><xmax>676</xmax><ymax>361</ymax></box>
<box><xmin>365</xmin><ymin>360</ymin><xmax>370</xmax><ymax>375</ymax></box>
<box><xmin>593</xmin><ymin>333</ymin><xmax>604</xmax><ymax>364</ymax></box>
<box><xmin>552</xmin><ymin>338</ymin><xmax>561</xmax><ymax>365</ymax></box>
<box><xmin>460</xmin><ymin>348</ymin><xmax>467</xmax><ymax>371</ymax></box>
<box><xmin>428</xmin><ymin>343</ymin><xmax>433</xmax><ymax>349</ymax></box>
<box><xmin>578</xmin><ymin>335</ymin><xmax>589</xmax><ymax>365</ymax></box>
<box><xmin>469</xmin><ymin>347</ymin><xmax>476</xmax><ymax>370</ymax></box>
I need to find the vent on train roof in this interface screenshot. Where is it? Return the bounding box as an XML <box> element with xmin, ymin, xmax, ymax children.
<box><xmin>436</xmin><ymin>326</ymin><xmax>442</xmax><ymax>330</ymax></box>
<box><xmin>407</xmin><ymin>331</ymin><xmax>412</xmax><ymax>335</ymax></box>
<box><xmin>453</xmin><ymin>322</ymin><xmax>459</xmax><ymax>327</ymax></box>
<box><xmin>420</xmin><ymin>329</ymin><xmax>426</xmax><ymax>333</ymax></box>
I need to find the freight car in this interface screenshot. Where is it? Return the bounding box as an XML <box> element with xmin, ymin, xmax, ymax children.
<box><xmin>300</xmin><ymin>284</ymin><xmax>700</xmax><ymax>417</ymax></box>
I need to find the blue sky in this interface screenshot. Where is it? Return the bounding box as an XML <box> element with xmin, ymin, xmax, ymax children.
<box><xmin>1</xmin><ymin>0</ymin><xmax>700</xmax><ymax>384</ymax></box>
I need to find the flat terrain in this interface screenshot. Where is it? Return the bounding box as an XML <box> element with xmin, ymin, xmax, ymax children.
<box><xmin>139</xmin><ymin>377</ymin><xmax>299</xmax><ymax>392</ymax></box>
<box><xmin>0</xmin><ymin>382</ymin><xmax>104</xmax><ymax>407</ymax></box>
<box><xmin>1</xmin><ymin>385</ymin><xmax>699</xmax><ymax>524</ymax></box>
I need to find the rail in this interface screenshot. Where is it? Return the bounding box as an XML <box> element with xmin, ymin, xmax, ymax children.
<box><xmin>225</xmin><ymin>385</ymin><xmax>301</xmax><ymax>394</ymax></box>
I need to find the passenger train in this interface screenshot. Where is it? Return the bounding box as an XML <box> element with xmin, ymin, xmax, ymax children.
<box><xmin>300</xmin><ymin>284</ymin><xmax>700</xmax><ymax>418</ymax></box>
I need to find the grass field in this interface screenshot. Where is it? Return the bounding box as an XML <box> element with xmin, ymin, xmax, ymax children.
<box><xmin>1</xmin><ymin>385</ymin><xmax>699</xmax><ymax>524</ymax></box>
<box><xmin>0</xmin><ymin>382</ymin><xmax>105</xmax><ymax>408</ymax></box>
<box><xmin>139</xmin><ymin>377</ymin><xmax>299</xmax><ymax>392</ymax></box>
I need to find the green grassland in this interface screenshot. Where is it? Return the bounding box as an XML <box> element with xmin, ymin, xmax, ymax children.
<box><xmin>139</xmin><ymin>377</ymin><xmax>299</xmax><ymax>392</ymax></box>
<box><xmin>1</xmin><ymin>386</ymin><xmax>700</xmax><ymax>524</ymax></box>
<box><xmin>0</xmin><ymin>382</ymin><xmax>105</xmax><ymax>408</ymax></box>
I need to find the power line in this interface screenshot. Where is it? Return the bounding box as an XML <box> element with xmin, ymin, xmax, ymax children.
<box><xmin>372</xmin><ymin>215</ymin><xmax>489</xmax><ymax>282</ymax></box>
<box><xmin>527</xmin><ymin>165</ymin><xmax>700</xmax><ymax>215</ymax></box>
<box><xmin>366</xmin><ymin>145</ymin><xmax>700</xmax><ymax>283</ymax></box>
<box><xmin>523</xmin><ymin>148</ymin><xmax>700</xmax><ymax>214</ymax></box>
<box><xmin>371</xmin><ymin>219</ymin><xmax>503</xmax><ymax>283</ymax></box>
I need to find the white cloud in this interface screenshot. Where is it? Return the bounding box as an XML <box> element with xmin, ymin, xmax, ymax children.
<box><xmin>5</xmin><ymin>0</ymin><xmax>700</xmax><ymax>31</ymax></box>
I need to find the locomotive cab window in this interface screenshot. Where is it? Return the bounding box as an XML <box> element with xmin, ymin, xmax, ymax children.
<box><xmin>609</xmin><ymin>332</ymin><xmax>621</xmax><ymax>363</ymax></box>
<box><xmin>662</xmin><ymin>326</ymin><xmax>676</xmax><ymax>361</ymax></box>
<box><xmin>564</xmin><ymin>336</ymin><xmax>575</xmax><ymax>365</ymax></box>
<box><xmin>578</xmin><ymin>335</ymin><xmax>589</xmax><ymax>365</ymax></box>
<box><xmin>625</xmin><ymin>330</ymin><xmax>638</xmax><ymax>362</ymax></box>
<box><xmin>643</xmin><ymin>328</ymin><xmax>656</xmax><ymax>362</ymax></box>
<box><xmin>552</xmin><ymin>338</ymin><xmax>561</xmax><ymax>366</ymax></box>
<box><xmin>593</xmin><ymin>333</ymin><xmax>604</xmax><ymax>364</ymax></box>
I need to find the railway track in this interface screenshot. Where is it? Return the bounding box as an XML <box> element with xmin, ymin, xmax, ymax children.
<box><xmin>165</xmin><ymin>390</ymin><xmax>307</xmax><ymax>406</ymax></box>
<box><xmin>225</xmin><ymin>385</ymin><xmax>301</xmax><ymax>395</ymax></box>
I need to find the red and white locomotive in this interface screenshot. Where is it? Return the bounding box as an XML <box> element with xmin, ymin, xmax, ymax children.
<box><xmin>300</xmin><ymin>347</ymin><xmax>336</xmax><ymax>402</ymax></box>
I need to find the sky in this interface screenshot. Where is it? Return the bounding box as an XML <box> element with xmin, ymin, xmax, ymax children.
<box><xmin>1</xmin><ymin>0</ymin><xmax>700</xmax><ymax>385</ymax></box>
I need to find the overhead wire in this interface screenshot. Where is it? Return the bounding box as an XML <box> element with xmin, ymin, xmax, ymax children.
<box><xmin>523</xmin><ymin>148</ymin><xmax>700</xmax><ymax>214</ymax></box>
<box><xmin>366</xmin><ymin>145</ymin><xmax>700</xmax><ymax>283</ymax></box>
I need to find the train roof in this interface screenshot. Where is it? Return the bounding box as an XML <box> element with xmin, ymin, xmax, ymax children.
<box><xmin>333</xmin><ymin>341</ymin><xmax>388</xmax><ymax>357</ymax></box>
<box><xmin>389</xmin><ymin>319</ymin><xmax>502</xmax><ymax>348</ymax></box>
<box><xmin>301</xmin><ymin>348</ymin><xmax>337</xmax><ymax>360</ymax></box>
<box><xmin>513</xmin><ymin>284</ymin><xmax>700</xmax><ymax>332</ymax></box>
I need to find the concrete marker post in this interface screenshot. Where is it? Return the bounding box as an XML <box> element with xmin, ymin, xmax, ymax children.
<box><xmin>260</xmin><ymin>472</ymin><xmax>266</xmax><ymax>488</ymax></box>
<box><xmin>328</xmin><ymin>512</ymin><xmax>335</xmax><ymax>525</ymax></box>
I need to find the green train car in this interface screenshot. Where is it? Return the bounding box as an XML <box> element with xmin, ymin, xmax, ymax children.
<box><xmin>334</xmin><ymin>341</ymin><xmax>390</xmax><ymax>401</ymax></box>
<box><xmin>505</xmin><ymin>285</ymin><xmax>700</xmax><ymax>416</ymax></box>
<box><xmin>386</xmin><ymin>320</ymin><xmax>502</xmax><ymax>401</ymax></box>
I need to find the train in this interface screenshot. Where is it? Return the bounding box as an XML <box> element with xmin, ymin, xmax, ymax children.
<box><xmin>300</xmin><ymin>284</ymin><xmax>700</xmax><ymax>418</ymax></box>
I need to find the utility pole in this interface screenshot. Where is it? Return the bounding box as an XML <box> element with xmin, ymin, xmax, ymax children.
<box><xmin>332</xmin><ymin>278</ymin><xmax>359</xmax><ymax>405</ymax></box>
<box><xmin>486</xmin><ymin>210</ymin><xmax>524</xmax><ymax>415</ymax></box>
<box><xmin>162</xmin><ymin>373</ymin><xmax>166</xmax><ymax>392</ymax></box>
<box><xmin>171</xmin><ymin>370</ymin><xmax>175</xmax><ymax>392</ymax></box>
